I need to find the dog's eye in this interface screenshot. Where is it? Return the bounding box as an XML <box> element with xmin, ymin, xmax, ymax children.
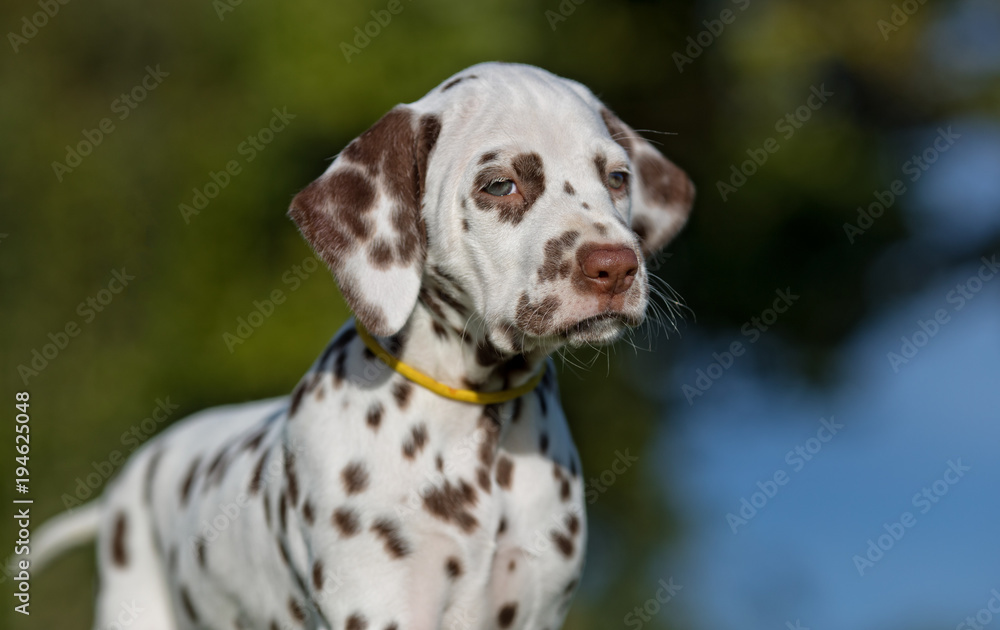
<box><xmin>608</xmin><ymin>172</ymin><xmax>627</xmax><ymax>190</ymax></box>
<box><xmin>484</xmin><ymin>179</ymin><xmax>517</xmax><ymax>196</ymax></box>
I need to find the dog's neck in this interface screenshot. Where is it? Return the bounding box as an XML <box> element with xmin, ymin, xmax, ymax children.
<box><xmin>376</xmin><ymin>288</ymin><xmax>549</xmax><ymax>395</ymax></box>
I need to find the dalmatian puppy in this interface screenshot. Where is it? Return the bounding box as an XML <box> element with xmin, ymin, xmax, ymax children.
<box><xmin>32</xmin><ymin>62</ymin><xmax>693</xmax><ymax>630</ymax></box>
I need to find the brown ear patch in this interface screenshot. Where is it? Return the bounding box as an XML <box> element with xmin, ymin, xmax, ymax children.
<box><xmin>289</xmin><ymin>106</ymin><xmax>441</xmax><ymax>335</ymax></box>
<box><xmin>637</xmin><ymin>152</ymin><xmax>695</xmax><ymax>211</ymax></box>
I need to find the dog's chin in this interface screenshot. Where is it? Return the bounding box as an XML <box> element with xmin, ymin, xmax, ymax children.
<box><xmin>517</xmin><ymin>311</ymin><xmax>642</xmax><ymax>350</ymax></box>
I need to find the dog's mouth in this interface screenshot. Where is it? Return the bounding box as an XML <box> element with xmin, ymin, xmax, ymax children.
<box><xmin>515</xmin><ymin>310</ymin><xmax>639</xmax><ymax>348</ymax></box>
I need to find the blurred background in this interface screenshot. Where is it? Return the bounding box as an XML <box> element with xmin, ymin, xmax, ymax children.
<box><xmin>2</xmin><ymin>0</ymin><xmax>999</xmax><ymax>628</ymax></box>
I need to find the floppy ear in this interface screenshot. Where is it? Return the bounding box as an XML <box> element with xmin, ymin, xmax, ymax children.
<box><xmin>289</xmin><ymin>106</ymin><xmax>441</xmax><ymax>336</ymax></box>
<box><xmin>601</xmin><ymin>109</ymin><xmax>695</xmax><ymax>258</ymax></box>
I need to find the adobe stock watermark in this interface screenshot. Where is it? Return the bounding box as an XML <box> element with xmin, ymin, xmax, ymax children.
<box><xmin>623</xmin><ymin>577</ymin><xmax>683</xmax><ymax>629</ymax></box>
<box><xmin>681</xmin><ymin>287</ymin><xmax>799</xmax><ymax>404</ymax></box>
<box><xmin>191</xmin><ymin>440</ymin><xmax>307</xmax><ymax>552</ymax></box>
<box><xmin>726</xmin><ymin>416</ymin><xmax>843</xmax><ymax>534</ymax></box>
<box><xmin>886</xmin><ymin>253</ymin><xmax>997</xmax><ymax>373</ymax></box>
<box><xmin>17</xmin><ymin>267</ymin><xmax>136</xmax><ymax>385</ymax></box>
<box><xmin>222</xmin><ymin>255</ymin><xmax>322</xmax><ymax>352</ymax></box>
<box><xmin>212</xmin><ymin>0</ymin><xmax>247</xmax><ymax>21</ymax></box>
<box><xmin>179</xmin><ymin>106</ymin><xmax>295</xmax><ymax>224</ymax></box>
<box><xmin>877</xmin><ymin>0</ymin><xmax>928</xmax><ymax>42</ymax></box>
<box><xmin>852</xmin><ymin>458</ymin><xmax>971</xmax><ymax>576</ymax></box>
<box><xmin>519</xmin><ymin>447</ymin><xmax>638</xmax><ymax>563</ymax></box>
<box><xmin>716</xmin><ymin>84</ymin><xmax>833</xmax><ymax>201</ymax></box>
<box><xmin>60</xmin><ymin>397</ymin><xmax>180</xmax><ymax>511</ymax></box>
<box><xmin>7</xmin><ymin>0</ymin><xmax>73</xmax><ymax>54</ymax></box>
<box><xmin>51</xmin><ymin>65</ymin><xmax>169</xmax><ymax>182</ymax></box>
<box><xmin>544</xmin><ymin>0</ymin><xmax>586</xmax><ymax>31</ymax></box>
<box><xmin>672</xmin><ymin>0</ymin><xmax>751</xmax><ymax>73</ymax></box>
<box><xmin>956</xmin><ymin>588</ymin><xmax>1000</xmax><ymax>630</ymax></box>
<box><xmin>340</xmin><ymin>0</ymin><xmax>414</xmax><ymax>63</ymax></box>
<box><xmin>844</xmin><ymin>126</ymin><xmax>960</xmax><ymax>244</ymax></box>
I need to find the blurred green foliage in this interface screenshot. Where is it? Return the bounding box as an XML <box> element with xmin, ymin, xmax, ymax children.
<box><xmin>2</xmin><ymin>0</ymin><xmax>993</xmax><ymax>628</ymax></box>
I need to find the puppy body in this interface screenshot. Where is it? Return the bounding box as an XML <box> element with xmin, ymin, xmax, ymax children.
<box><xmin>33</xmin><ymin>63</ymin><xmax>693</xmax><ymax>630</ymax></box>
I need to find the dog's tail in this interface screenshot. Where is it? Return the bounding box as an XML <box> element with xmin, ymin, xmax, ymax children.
<box><xmin>27</xmin><ymin>502</ymin><xmax>102</xmax><ymax>573</ymax></box>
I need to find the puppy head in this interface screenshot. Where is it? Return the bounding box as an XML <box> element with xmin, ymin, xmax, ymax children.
<box><xmin>290</xmin><ymin>63</ymin><xmax>694</xmax><ymax>351</ymax></box>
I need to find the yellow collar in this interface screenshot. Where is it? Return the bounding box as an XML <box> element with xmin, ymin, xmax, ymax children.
<box><xmin>355</xmin><ymin>324</ymin><xmax>546</xmax><ymax>405</ymax></box>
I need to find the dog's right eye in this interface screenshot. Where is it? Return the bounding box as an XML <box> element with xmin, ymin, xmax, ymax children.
<box><xmin>484</xmin><ymin>179</ymin><xmax>517</xmax><ymax>196</ymax></box>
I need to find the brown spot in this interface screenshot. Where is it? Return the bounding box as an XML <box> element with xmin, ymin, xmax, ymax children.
<box><xmin>284</xmin><ymin>447</ymin><xmax>299</xmax><ymax>506</ymax></box>
<box><xmin>540</xmin><ymin>432</ymin><xmax>550</xmax><ymax>454</ymax></box>
<box><xmin>279</xmin><ymin>491</ymin><xmax>288</xmax><ymax>531</ymax></box>
<box><xmin>496</xmin><ymin>456</ymin><xmax>514</xmax><ymax>489</ymax></box>
<box><xmin>564</xmin><ymin>181</ymin><xmax>576</xmax><ymax>195</ymax></box>
<box><xmin>423</xmin><ymin>479</ymin><xmax>479</xmax><ymax>532</ymax></box>
<box><xmin>384</xmin><ymin>624</ymin><xmax>399</xmax><ymax>630</ymax></box>
<box><xmin>560</xmin><ymin>478</ymin><xmax>571</xmax><ymax>501</ymax></box>
<box><xmin>368</xmin><ymin>238</ymin><xmax>395</xmax><ymax>268</ymax></box>
<box><xmin>442</xmin><ymin>74</ymin><xmax>477</xmax><ymax>91</ymax></box>
<box><xmin>346</xmin><ymin>614</ymin><xmax>368</xmax><ymax>630</ymax></box>
<box><xmin>392</xmin><ymin>381</ymin><xmax>413</xmax><ymax>409</ymax></box>
<box><xmin>180</xmin><ymin>457</ymin><xmax>201</xmax><ymax>505</ymax></box>
<box><xmin>462</xmin><ymin>218</ymin><xmax>470</xmax><ymax>231</ymax></box>
<box><xmin>582</xmin><ymin>201</ymin><xmax>590</xmax><ymax>209</ymax></box>
<box><xmin>302</xmin><ymin>500</ymin><xmax>315</xmax><ymax>525</ymax></box>
<box><xmin>341</xmin><ymin>461</ymin><xmax>370</xmax><ymax>495</ymax></box>
<box><xmin>566</xmin><ymin>514</ymin><xmax>580</xmax><ymax>535</ymax></box>
<box><xmin>536</xmin><ymin>389</ymin><xmax>548</xmax><ymax>416</ymax></box>
<box><xmin>277</xmin><ymin>536</ymin><xmax>291</xmax><ymax>566</ymax></box>
<box><xmin>180</xmin><ymin>587</ymin><xmax>199</xmax><ymax>622</ymax></box>
<box><xmin>433</xmin><ymin>286</ymin><xmax>467</xmax><ymax>316</ymax></box>
<box><xmin>371</xmin><ymin>518</ymin><xmax>411</xmax><ymax>558</ymax></box>
<box><xmin>312</xmin><ymin>559</ymin><xmax>324</xmax><ymax>590</ymax></box>
<box><xmin>508</xmin><ymin>559</ymin><xmax>517</xmax><ymax>572</ymax></box>
<box><xmin>476</xmin><ymin>467</ymin><xmax>491</xmax><ymax>492</ymax></box>
<box><xmin>445</xmin><ymin>556</ymin><xmax>463</xmax><ymax>579</ymax></box>
<box><xmin>205</xmin><ymin>449</ymin><xmax>229</xmax><ymax>489</ymax></box>
<box><xmin>111</xmin><ymin>512</ymin><xmax>128</xmax><ymax>567</ymax></box>
<box><xmin>478</xmin><ymin>151</ymin><xmax>498</xmax><ymax>164</ymax></box>
<box><xmin>288</xmin><ymin>597</ymin><xmax>306</xmax><ymax>623</ymax></box>
<box><xmin>498</xmin><ymin>517</ymin><xmax>508</xmax><ymax>535</ymax></box>
<box><xmin>402</xmin><ymin>423</ymin><xmax>428</xmax><ymax>459</ymax></box>
<box><xmin>552</xmin><ymin>531</ymin><xmax>574</xmax><ymax>557</ymax></box>
<box><xmin>196</xmin><ymin>538</ymin><xmax>206</xmax><ymax>568</ymax></box>
<box><xmin>475</xmin><ymin>339</ymin><xmax>506</xmax><ymax>366</ymax></box>
<box><xmin>431</xmin><ymin>320</ymin><xmax>448</xmax><ymax>339</ymax></box>
<box><xmin>249</xmin><ymin>451</ymin><xmax>267</xmax><ymax>495</ymax></box>
<box><xmin>515</xmin><ymin>293</ymin><xmax>561</xmax><ymax>336</ymax></box>
<box><xmin>333</xmin><ymin>352</ymin><xmax>348</xmax><ymax>386</ymax></box>
<box><xmin>143</xmin><ymin>448</ymin><xmax>163</xmax><ymax>503</ymax></box>
<box><xmin>242</xmin><ymin>427</ymin><xmax>268</xmax><ymax>452</ymax></box>
<box><xmin>498</xmin><ymin>603</ymin><xmax>518</xmax><ymax>628</ymax></box>
<box><xmin>538</xmin><ymin>230</ymin><xmax>580</xmax><ymax>283</ymax></box>
<box><xmin>333</xmin><ymin>507</ymin><xmax>360</xmax><ymax>536</ymax></box>
<box><xmin>289</xmin><ymin>382</ymin><xmax>307</xmax><ymax>417</ymax></box>
<box><xmin>366</xmin><ymin>402</ymin><xmax>383</xmax><ymax>431</ymax></box>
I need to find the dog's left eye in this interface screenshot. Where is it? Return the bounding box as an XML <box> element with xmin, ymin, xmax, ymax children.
<box><xmin>484</xmin><ymin>179</ymin><xmax>517</xmax><ymax>196</ymax></box>
<box><xmin>608</xmin><ymin>172</ymin><xmax>627</xmax><ymax>190</ymax></box>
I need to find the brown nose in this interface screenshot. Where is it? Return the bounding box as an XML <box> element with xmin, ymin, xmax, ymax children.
<box><xmin>579</xmin><ymin>246</ymin><xmax>639</xmax><ymax>295</ymax></box>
